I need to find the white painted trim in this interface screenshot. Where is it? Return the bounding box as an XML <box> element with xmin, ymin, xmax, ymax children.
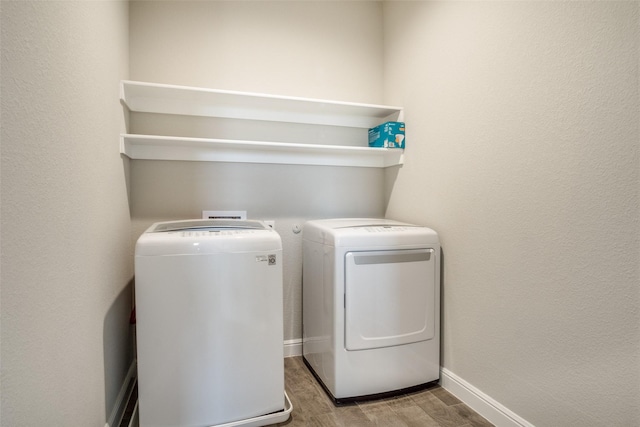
<box><xmin>284</xmin><ymin>338</ymin><xmax>303</xmax><ymax>357</ymax></box>
<box><xmin>106</xmin><ymin>359</ymin><xmax>137</xmax><ymax>427</ymax></box>
<box><xmin>440</xmin><ymin>368</ymin><xmax>534</xmax><ymax>427</ymax></box>
<box><xmin>121</xmin><ymin>80</ymin><xmax>402</xmax><ymax>128</ymax></box>
<box><xmin>121</xmin><ymin>134</ymin><xmax>404</xmax><ymax>168</ymax></box>
<box><xmin>128</xmin><ymin>401</ymin><xmax>139</xmax><ymax>427</ymax></box>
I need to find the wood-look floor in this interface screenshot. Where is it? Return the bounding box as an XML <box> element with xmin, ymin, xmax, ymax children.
<box><xmin>272</xmin><ymin>357</ymin><xmax>494</xmax><ymax>427</ymax></box>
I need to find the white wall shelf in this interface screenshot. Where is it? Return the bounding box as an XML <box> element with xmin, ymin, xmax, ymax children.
<box><xmin>120</xmin><ymin>80</ymin><xmax>404</xmax><ymax>168</ymax></box>
<box><xmin>121</xmin><ymin>135</ymin><xmax>404</xmax><ymax>168</ymax></box>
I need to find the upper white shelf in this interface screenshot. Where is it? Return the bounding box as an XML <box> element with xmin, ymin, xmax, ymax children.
<box><xmin>120</xmin><ymin>81</ymin><xmax>404</xmax><ymax>168</ymax></box>
<box><xmin>120</xmin><ymin>80</ymin><xmax>403</xmax><ymax>128</ymax></box>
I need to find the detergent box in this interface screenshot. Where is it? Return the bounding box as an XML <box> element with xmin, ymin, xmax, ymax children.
<box><xmin>368</xmin><ymin>121</ymin><xmax>405</xmax><ymax>149</ymax></box>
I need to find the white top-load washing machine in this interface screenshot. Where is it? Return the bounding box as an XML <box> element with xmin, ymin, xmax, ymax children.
<box><xmin>135</xmin><ymin>219</ymin><xmax>291</xmax><ymax>427</ymax></box>
<box><xmin>302</xmin><ymin>218</ymin><xmax>440</xmax><ymax>404</ymax></box>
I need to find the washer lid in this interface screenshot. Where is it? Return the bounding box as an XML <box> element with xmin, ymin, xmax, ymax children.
<box><xmin>136</xmin><ymin>219</ymin><xmax>281</xmax><ymax>256</ymax></box>
<box><xmin>149</xmin><ymin>219</ymin><xmax>268</xmax><ymax>232</ymax></box>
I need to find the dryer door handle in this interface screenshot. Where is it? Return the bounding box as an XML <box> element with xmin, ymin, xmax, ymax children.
<box><xmin>353</xmin><ymin>251</ymin><xmax>431</xmax><ymax>265</ymax></box>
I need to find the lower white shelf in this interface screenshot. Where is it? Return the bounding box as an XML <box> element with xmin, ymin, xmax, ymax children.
<box><xmin>120</xmin><ymin>134</ymin><xmax>404</xmax><ymax>168</ymax></box>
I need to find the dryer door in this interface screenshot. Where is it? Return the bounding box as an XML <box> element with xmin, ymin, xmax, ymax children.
<box><xmin>344</xmin><ymin>248</ymin><xmax>435</xmax><ymax>351</ymax></box>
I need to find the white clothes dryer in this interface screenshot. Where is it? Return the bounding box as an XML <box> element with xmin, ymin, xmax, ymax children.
<box><xmin>302</xmin><ymin>218</ymin><xmax>440</xmax><ymax>404</ymax></box>
<box><xmin>135</xmin><ymin>219</ymin><xmax>291</xmax><ymax>427</ymax></box>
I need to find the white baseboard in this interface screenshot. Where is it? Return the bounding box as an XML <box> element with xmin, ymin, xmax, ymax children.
<box><xmin>128</xmin><ymin>401</ymin><xmax>139</xmax><ymax>427</ymax></box>
<box><xmin>440</xmin><ymin>368</ymin><xmax>534</xmax><ymax>427</ymax></box>
<box><xmin>106</xmin><ymin>359</ymin><xmax>137</xmax><ymax>427</ymax></box>
<box><xmin>110</xmin><ymin>347</ymin><xmax>530</xmax><ymax>427</ymax></box>
<box><xmin>109</xmin><ymin>346</ymin><xmax>532</xmax><ymax>427</ymax></box>
<box><xmin>284</xmin><ymin>338</ymin><xmax>302</xmax><ymax>357</ymax></box>
<box><xmin>106</xmin><ymin>340</ymin><xmax>299</xmax><ymax>427</ymax></box>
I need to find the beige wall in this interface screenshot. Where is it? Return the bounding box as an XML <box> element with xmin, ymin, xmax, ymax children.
<box><xmin>1</xmin><ymin>1</ymin><xmax>132</xmax><ymax>425</ymax></box>
<box><xmin>128</xmin><ymin>0</ymin><xmax>387</xmax><ymax>341</ymax></box>
<box><xmin>2</xmin><ymin>1</ymin><xmax>638</xmax><ymax>426</ymax></box>
<box><xmin>383</xmin><ymin>1</ymin><xmax>639</xmax><ymax>426</ymax></box>
<box><xmin>129</xmin><ymin>1</ymin><xmax>384</xmax><ymax>103</ymax></box>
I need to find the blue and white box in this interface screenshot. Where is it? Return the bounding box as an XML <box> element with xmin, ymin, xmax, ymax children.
<box><xmin>368</xmin><ymin>121</ymin><xmax>405</xmax><ymax>149</ymax></box>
